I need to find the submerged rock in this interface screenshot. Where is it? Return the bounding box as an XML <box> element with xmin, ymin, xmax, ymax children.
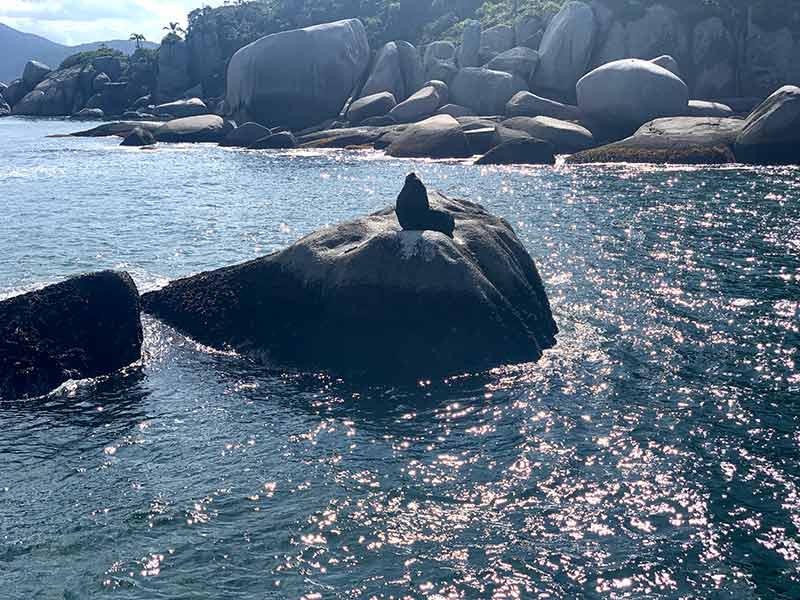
<box><xmin>567</xmin><ymin>116</ymin><xmax>742</xmax><ymax>164</ymax></box>
<box><xmin>0</xmin><ymin>271</ymin><xmax>143</xmax><ymax>400</ymax></box>
<box><xmin>142</xmin><ymin>185</ymin><xmax>557</xmax><ymax>376</ymax></box>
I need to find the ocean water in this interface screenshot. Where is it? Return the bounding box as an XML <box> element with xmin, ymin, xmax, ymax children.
<box><xmin>1</xmin><ymin>116</ymin><xmax>799</xmax><ymax>599</ymax></box>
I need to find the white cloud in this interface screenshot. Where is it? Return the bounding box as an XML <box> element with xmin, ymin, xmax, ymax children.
<box><xmin>0</xmin><ymin>0</ymin><xmax>225</xmax><ymax>45</ymax></box>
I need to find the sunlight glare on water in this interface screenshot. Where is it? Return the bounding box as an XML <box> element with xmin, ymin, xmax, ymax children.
<box><xmin>0</xmin><ymin>117</ymin><xmax>798</xmax><ymax>599</ymax></box>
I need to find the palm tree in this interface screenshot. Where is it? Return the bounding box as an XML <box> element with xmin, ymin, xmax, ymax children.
<box><xmin>129</xmin><ymin>33</ymin><xmax>146</xmax><ymax>50</ymax></box>
<box><xmin>163</xmin><ymin>22</ymin><xmax>186</xmax><ymax>37</ymax></box>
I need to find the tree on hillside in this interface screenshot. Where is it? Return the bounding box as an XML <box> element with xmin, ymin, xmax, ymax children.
<box><xmin>129</xmin><ymin>33</ymin><xmax>147</xmax><ymax>49</ymax></box>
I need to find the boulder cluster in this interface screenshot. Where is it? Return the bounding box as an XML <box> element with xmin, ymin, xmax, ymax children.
<box><xmin>0</xmin><ymin>3</ymin><xmax>798</xmax><ymax>164</ymax></box>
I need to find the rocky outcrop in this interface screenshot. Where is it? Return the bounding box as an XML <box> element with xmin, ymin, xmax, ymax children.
<box><xmin>735</xmin><ymin>86</ymin><xmax>800</xmax><ymax>165</ymax></box>
<box><xmin>155</xmin><ymin>98</ymin><xmax>208</xmax><ymax>118</ymax></box>
<box><xmin>0</xmin><ymin>271</ymin><xmax>143</xmax><ymax>400</ymax></box>
<box><xmin>505</xmin><ymin>91</ymin><xmax>581</xmax><ymax>120</ymax></box>
<box><xmin>226</xmin><ymin>19</ymin><xmax>370</xmax><ymax>130</ymax></box>
<box><xmin>13</xmin><ymin>65</ymin><xmax>92</xmax><ymax>117</ymax></box>
<box><xmin>386</xmin><ymin>114</ymin><xmax>470</xmax><ymax>158</ymax></box>
<box><xmin>22</xmin><ymin>60</ymin><xmax>51</xmax><ymax>89</ymax></box>
<box><xmin>741</xmin><ymin>25</ymin><xmax>800</xmax><ymax>99</ymax></box>
<box><xmin>475</xmin><ymin>138</ymin><xmax>556</xmax><ymax>165</ymax></box>
<box><xmin>577</xmin><ymin>59</ymin><xmax>689</xmax><ymax>134</ymax></box>
<box><xmin>3</xmin><ymin>79</ymin><xmax>28</xmax><ymax>107</ymax></box>
<box><xmin>360</xmin><ymin>41</ymin><xmax>423</xmax><ymax>102</ymax></box>
<box><xmin>534</xmin><ymin>1</ymin><xmax>596</xmax><ymax>99</ymax></box>
<box><xmin>121</xmin><ymin>127</ymin><xmax>156</xmax><ymax>146</ymax></box>
<box><xmin>502</xmin><ymin>116</ymin><xmax>594</xmax><ymax>153</ymax></box>
<box><xmin>154</xmin><ymin>115</ymin><xmax>230</xmax><ymax>143</ymax></box>
<box><xmin>219</xmin><ymin>122</ymin><xmax>271</xmax><ymax>147</ymax></box>
<box><xmin>568</xmin><ymin>116</ymin><xmax>742</xmax><ymax>164</ymax></box>
<box><xmin>348</xmin><ymin>92</ymin><xmax>397</xmax><ymax>124</ymax></box>
<box><xmin>157</xmin><ymin>38</ymin><xmax>192</xmax><ymax>102</ymax></box>
<box><xmin>692</xmin><ymin>17</ymin><xmax>736</xmax><ymax>99</ymax></box>
<box><xmin>388</xmin><ymin>85</ymin><xmax>442</xmax><ymax>123</ymax></box>
<box><xmin>452</xmin><ymin>68</ymin><xmax>526</xmax><ymax>116</ymax></box>
<box><xmin>141</xmin><ymin>183</ymin><xmax>557</xmax><ymax>376</ymax></box>
<box><xmin>486</xmin><ymin>47</ymin><xmax>540</xmax><ymax>82</ymax></box>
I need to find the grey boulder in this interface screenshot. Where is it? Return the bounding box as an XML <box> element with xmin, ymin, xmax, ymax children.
<box><xmin>502</xmin><ymin>116</ymin><xmax>594</xmax><ymax>153</ymax></box>
<box><xmin>479</xmin><ymin>25</ymin><xmax>515</xmax><ymax>63</ymax></box>
<box><xmin>249</xmin><ymin>131</ymin><xmax>298</xmax><ymax>149</ymax></box>
<box><xmin>13</xmin><ymin>66</ymin><xmax>89</xmax><ymax>116</ymax></box>
<box><xmin>348</xmin><ymin>92</ymin><xmax>397</xmax><ymax>124</ymax></box>
<box><xmin>226</xmin><ymin>19</ymin><xmax>370</xmax><ymax>130</ymax></box>
<box><xmin>437</xmin><ymin>104</ymin><xmax>476</xmax><ymax>118</ymax></box>
<box><xmin>141</xmin><ymin>188</ymin><xmax>557</xmax><ymax>376</ymax></box>
<box><xmin>155</xmin><ymin>115</ymin><xmax>229</xmax><ymax>143</ymax></box>
<box><xmin>386</xmin><ymin>114</ymin><xmax>470</xmax><ymax>158</ymax></box>
<box><xmin>121</xmin><ymin>127</ymin><xmax>156</xmax><ymax>146</ymax></box>
<box><xmin>534</xmin><ymin>1</ymin><xmax>596</xmax><ymax>97</ymax></box>
<box><xmin>685</xmin><ymin>100</ymin><xmax>733</xmax><ymax>118</ymax></box>
<box><xmin>360</xmin><ymin>41</ymin><xmax>423</xmax><ymax>103</ymax></box>
<box><xmin>219</xmin><ymin>122</ymin><xmax>272</xmax><ymax>147</ymax></box>
<box><xmin>458</xmin><ymin>20</ymin><xmax>481</xmax><ymax>68</ymax></box>
<box><xmin>22</xmin><ymin>60</ymin><xmax>51</xmax><ymax>89</ymax></box>
<box><xmin>486</xmin><ymin>47</ymin><xmax>540</xmax><ymax>82</ymax></box>
<box><xmin>388</xmin><ymin>85</ymin><xmax>442</xmax><ymax>123</ymax></box>
<box><xmin>577</xmin><ymin>59</ymin><xmax>689</xmax><ymax>133</ymax></box>
<box><xmin>452</xmin><ymin>68</ymin><xmax>527</xmax><ymax>116</ymax></box>
<box><xmin>0</xmin><ymin>271</ymin><xmax>143</xmax><ymax>400</ymax></box>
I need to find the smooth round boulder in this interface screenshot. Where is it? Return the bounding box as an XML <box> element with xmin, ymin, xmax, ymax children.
<box><xmin>386</xmin><ymin>114</ymin><xmax>470</xmax><ymax>158</ymax></box>
<box><xmin>505</xmin><ymin>91</ymin><xmax>581</xmax><ymax>120</ymax></box>
<box><xmin>451</xmin><ymin>68</ymin><xmax>526</xmax><ymax>116</ymax></box>
<box><xmin>226</xmin><ymin>19</ymin><xmax>370</xmax><ymax>130</ymax></box>
<box><xmin>502</xmin><ymin>116</ymin><xmax>594</xmax><ymax>153</ymax></box>
<box><xmin>388</xmin><ymin>86</ymin><xmax>441</xmax><ymax>123</ymax></box>
<box><xmin>22</xmin><ymin>60</ymin><xmax>51</xmax><ymax>89</ymax></box>
<box><xmin>475</xmin><ymin>138</ymin><xmax>556</xmax><ymax>165</ymax></box>
<box><xmin>141</xmin><ymin>183</ymin><xmax>557</xmax><ymax>376</ymax></box>
<box><xmin>154</xmin><ymin>115</ymin><xmax>228</xmax><ymax>143</ymax></box>
<box><xmin>219</xmin><ymin>122</ymin><xmax>271</xmax><ymax>147</ymax></box>
<box><xmin>735</xmin><ymin>86</ymin><xmax>800</xmax><ymax>165</ymax></box>
<box><xmin>348</xmin><ymin>92</ymin><xmax>397</xmax><ymax>124</ymax></box>
<box><xmin>577</xmin><ymin>59</ymin><xmax>689</xmax><ymax>133</ymax></box>
<box><xmin>0</xmin><ymin>271</ymin><xmax>143</xmax><ymax>400</ymax></box>
<box><xmin>121</xmin><ymin>127</ymin><xmax>156</xmax><ymax>146</ymax></box>
<box><xmin>534</xmin><ymin>1</ymin><xmax>595</xmax><ymax>97</ymax></box>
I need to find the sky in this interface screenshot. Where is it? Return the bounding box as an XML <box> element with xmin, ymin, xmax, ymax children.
<box><xmin>0</xmin><ymin>0</ymin><xmax>226</xmax><ymax>46</ymax></box>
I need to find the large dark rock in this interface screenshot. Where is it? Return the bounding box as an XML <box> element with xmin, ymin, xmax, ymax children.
<box><xmin>735</xmin><ymin>86</ymin><xmax>800</xmax><ymax>165</ymax></box>
<box><xmin>396</xmin><ymin>173</ymin><xmax>455</xmax><ymax>237</ymax></box>
<box><xmin>219</xmin><ymin>122</ymin><xmax>272</xmax><ymax>147</ymax></box>
<box><xmin>156</xmin><ymin>38</ymin><xmax>192</xmax><ymax>102</ymax></box>
<box><xmin>359</xmin><ymin>41</ymin><xmax>423</xmax><ymax>103</ymax></box>
<box><xmin>3</xmin><ymin>79</ymin><xmax>29</xmax><ymax>107</ymax></box>
<box><xmin>475</xmin><ymin>138</ymin><xmax>556</xmax><ymax>165</ymax></box>
<box><xmin>226</xmin><ymin>19</ymin><xmax>370</xmax><ymax>130</ymax></box>
<box><xmin>0</xmin><ymin>271</ymin><xmax>143</xmax><ymax>400</ymax></box>
<box><xmin>386</xmin><ymin>115</ymin><xmax>470</xmax><ymax>158</ymax></box>
<box><xmin>13</xmin><ymin>66</ymin><xmax>91</xmax><ymax>116</ymax></box>
<box><xmin>451</xmin><ymin>68</ymin><xmax>526</xmax><ymax>116</ymax></box>
<box><xmin>347</xmin><ymin>92</ymin><xmax>397</xmax><ymax>124</ymax></box>
<box><xmin>502</xmin><ymin>116</ymin><xmax>594</xmax><ymax>153</ymax></box>
<box><xmin>121</xmin><ymin>127</ymin><xmax>156</xmax><ymax>147</ymax></box>
<box><xmin>142</xmin><ymin>187</ymin><xmax>557</xmax><ymax>376</ymax></box>
<box><xmin>568</xmin><ymin>116</ymin><xmax>742</xmax><ymax>164</ymax></box>
<box><xmin>249</xmin><ymin>131</ymin><xmax>297</xmax><ymax>149</ymax></box>
<box><xmin>388</xmin><ymin>85</ymin><xmax>443</xmax><ymax>123</ymax></box>
<box><xmin>486</xmin><ymin>47</ymin><xmax>540</xmax><ymax>82</ymax></box>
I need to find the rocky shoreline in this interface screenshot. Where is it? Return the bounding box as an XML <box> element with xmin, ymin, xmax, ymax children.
<box><xmin>1</xmin><ymin>2</ymin><xmax>798</xmax><ymax>166</ymax></box>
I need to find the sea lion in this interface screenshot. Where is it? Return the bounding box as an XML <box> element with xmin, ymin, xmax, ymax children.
<box><xmin>395</xmin><ymin>173</ymin><xmax>455</xmax><ymax>238</ymax></box>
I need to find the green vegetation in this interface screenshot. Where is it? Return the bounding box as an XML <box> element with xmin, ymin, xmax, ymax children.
<box><xmin>59</xmin><ymin>47</ymin><xmax>127</xmax><ymax>70</ymax></box>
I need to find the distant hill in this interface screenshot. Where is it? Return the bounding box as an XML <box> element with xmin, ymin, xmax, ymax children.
<box><xmin>0</xmin><ymin>22</ymin><xmax>158</xmax><ymax>84</ymax></box>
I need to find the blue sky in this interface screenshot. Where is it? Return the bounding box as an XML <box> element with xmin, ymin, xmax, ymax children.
<box><xmin>0</xmin><ymin>0</ymin><xmax>225</xmax><ymax>45</ymax></box>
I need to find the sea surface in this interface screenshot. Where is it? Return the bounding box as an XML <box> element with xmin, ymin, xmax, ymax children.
<box><xmin>1</xmin><ymin>116</ymin><xmax>799</xmax><ymax>599</ymax></box>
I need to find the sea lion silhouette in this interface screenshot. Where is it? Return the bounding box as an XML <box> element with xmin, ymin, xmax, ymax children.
<box><xmin>395</xmin><ymin>173</ymin><xmax>455</xmax><ymax>238</ymax></box>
